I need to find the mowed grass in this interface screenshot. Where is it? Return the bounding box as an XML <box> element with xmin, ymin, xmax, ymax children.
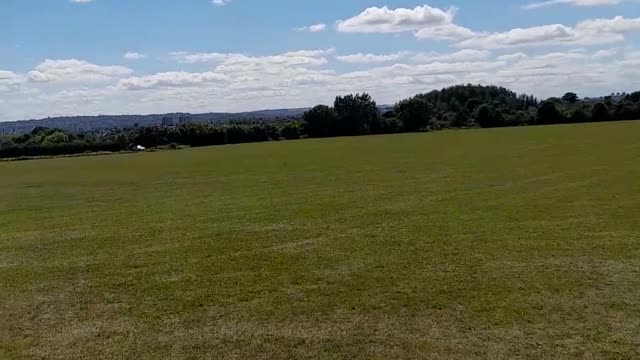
<box><xmin>1</xmin><ymin>121</ymin><xmax>640</xmax><ymax>359</ymax></box>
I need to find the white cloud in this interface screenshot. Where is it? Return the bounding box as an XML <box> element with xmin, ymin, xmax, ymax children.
<box><xmin>170</xmin><ymin>49</ymin><xmax>333</xmax><ymax>67</ymax></box>
<box><xmin>123</xmin><ymin>52</ymin><xmax>146</xmax><ymax>60</ymax></box>
<box><xmin>415</xmin><ymin>23</ymin><xmax>475</xmax><ymax>40</ymax></box>
<box><xmin>295</xmin><ymin>24</ymin><xmax>327</xmax><ymax>32</ymax></box>
<box><xmin>119</xmin><ymin>71</ymin><xmax>228</xmax><ymax>90</ymax></box>
<box><xmin>411</xmin><ymin>49</ymin><xmax>491</xmax><ymax>63</ymax></box>
<box><xmin>335</xmin><ymin>52</ymin><xmax>410</xmax><ymax>64</ymax></box>
<box><xmin>523</xmin><ymin>0</ymin><xmax>621</xmax><ymax>10</ymax></box>
<box><xmin>70</xmin><ymin>0</ymin><xmax>94</xmax><ymax>3</ymax></box>
<box><xmin>337</xmin><ymin>5</ymin><xmax>640</xmax><ymax>49</ymax></box>
<box><xmin>169</xmin><ymin>51</ymin><xmax>230</xmax><ymax>63</ymax></box>
<box><xmin>0</xmin><ymin>70</ymin><xmax>21</xmax><ymax>83</ymax></box>
<box><xmin>457</xmin><ymin>16</ymin><xmax>640</xmax><ymax>49</ymax></box>
<box><xmin>336</xmin><ymin>5</ymin><xmax>474</xmax><ymax>41</ymax></box>
<box><xmin>27</xmin><ymin>59</ymin><xmax>132</xmax><ymax>83</ymax></box>
<box><xmin>575</xmin><ymin>16</ymin><xmax>640</xmax><ymax>33</ymax></box>
<box><xmin>212</xmin><ymin>0</ymin><xmax>233</xmax><ymax>6</ymax></box>
<box><xmin>0</xmin><ymin>71</ymin><xmax>24</xmax><ymax>93</ymax></box>
<box><xmin>497</xmin><ymin>53</ymin><xmax>529</xmax><ymax>62</ymax></box>
<box><xmin>592</xmin><ymin>48</ymin><xmax>618</xmax><ymax>58</ymax></box>
<box><xmin>3</xmin><ymin>46</ymin><xmax>640</xmax><ymax>121</ymax></box>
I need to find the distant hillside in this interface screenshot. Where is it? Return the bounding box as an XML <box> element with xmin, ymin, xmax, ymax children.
<box><xmin>0</xmin><ymin>108</ymin><xmax>310</xmax><ymax>134</ymax></box>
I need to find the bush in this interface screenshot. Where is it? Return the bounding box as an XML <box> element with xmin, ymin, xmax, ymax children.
<box><xmin>280</xmin><ymin>122</ymin><xmax>301</xmax><ymax>140</ymax></box>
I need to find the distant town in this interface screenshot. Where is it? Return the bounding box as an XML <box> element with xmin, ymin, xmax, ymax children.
<box><xmin>0</xmin><ymin>108</ymin><xmax>310</xmax><ymax>135</ymax></box>
<box><xmin>1</xmin><ymin>92</ymin><xmax>627</xmax><ymax>135</ymax></box>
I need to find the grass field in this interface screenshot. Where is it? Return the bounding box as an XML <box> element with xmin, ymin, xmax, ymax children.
<box><xmin>1</xmin><ymin>121</ymin><xmax>640</xmax><ymax>359</ymax></box>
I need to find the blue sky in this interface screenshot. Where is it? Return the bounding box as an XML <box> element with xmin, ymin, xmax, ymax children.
<box><xmin>1</xmin><ymin>0</ymin><xmax>639</xmax><ymax>121</ymax></box>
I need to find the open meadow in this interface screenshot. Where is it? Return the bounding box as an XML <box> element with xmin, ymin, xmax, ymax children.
<box><xmin>1</xmin><ymin>121</ymin><xmax>640</xmax><ymax>359</ymax></box>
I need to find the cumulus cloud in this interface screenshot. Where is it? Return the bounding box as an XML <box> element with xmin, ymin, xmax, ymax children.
<box><xmin>3</xmin><ymin>46</ymin><xmax>640</xmax><ymax>121</ymax></box>
<box><xmin>335</xmin><ymin>52</ymin><xmax>410</xmax><ymax>64</ymax></box>
<box><xmin>169</xmin><ymin>51</ymin><xmax>230</xmax><ymax>63</ymax></box>
<box><xmin>411</xmin><ymin>49</ymin><xmax>491</xmax><ymax>62</ymax></box>
<box><xmin>592</xmin><ymin>48</ymin><xmax>618</xmax><ymax>58</ymax></box>
<box><xmin>212</xmin><ymin>0</ymin><xmax>233</xmax><ymax>6</ymax></box>
<box><xmin>123</xmin><ymin>52</ymin><xmax>146</xmax><ymax>60</ymax></box>
<box><xmin>337</xmin><ymin>5</ymin><xmax>454</xmax><ymax>33</ymax></box>
<box><xmin>336</xmin><ymin>5</ymin><xmax>474</xmax><ymax>41</ymax></box>
<box><xmin>336</xmin><ymin>5</ymin><xmax>640</xmax><ymax>49</ymax></box>
<box><xmin>295</xmin><ymin>24</ymin><xmax>327</xmax><ymax>32</ymax></box>
<box><xmin>0</xmin><ymin>70</ymin><xmax>21</xmax><ymax>83</ymax></box>
<box><xmin>336</xmin><ymin>49</ymin><xmax>492</xmax><ymax>66</ymax></box>
<box><xmin>27</xmin><ymin>59</ymin><xmax>133</xmax><ymax>83</ymax></box>
<box><xmin>0</xmin><ymin>71</ymin><xmax>24</xmax><ymax>93</ymax></box>
<box><xmin>169</xmin><ymin>49</ymin><xmax>333</xmax><ymax>67</ymax></box>
<box><xmin>119</xmin><ymin>71</ymin><xmax>228</xmax><ymax>90</ymax></box>
<box><xmin>457</xmin><ymin>16</ymin><xmax>640</xmax><ymax>49</ymax></box>
<box><xmin>523</xmin><ymin>0</ymin><xmax>622</xmax><ymax>10</ymax></box>
<box><xmin>497</xmin><ymin>53</ymin><xmax>530</xmax><ymax>62</ymax></box>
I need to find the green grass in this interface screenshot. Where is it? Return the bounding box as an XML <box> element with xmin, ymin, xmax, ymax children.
<box><xmin>2</xmin><ymin>121</ymin><xmax>640</xmax><ymax>359</ymax></box>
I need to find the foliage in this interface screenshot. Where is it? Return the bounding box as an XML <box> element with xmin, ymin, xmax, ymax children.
<box><xmin>1</xmin><ymin>84</ymin><xmax>640</xmax><ymax>159</ymax></box>
<box><xmin>537</xmin><ymin>101</ymin><xmax>565</xmax><ymax>125</ymax></box>
<box><xmin>395</xmin><ymin>96</ymin><xmax>434</xmax><ymax>131</ymax></box>
<box><xmin>333</xmin><ymin>93</ymin><xmax>381</xmax><ymax>136</ymax></box>
<box><xmin>591</xmin><ymin>103</ymin><xmax>611</xmax><ymax>122</ymax></box>
<box><xmin>562</xmin><ymin>92</ymin><xmax>579</xmax><ymax>103</ymax></box>
<box><xmin>280</xmin><ymin>121</ymin><xmax>302</xmax><ymax>140</ymax></box>
<box><xmin>303</xmin><ymin>105</ymin><xmax>338</xmax><ymax>138</ymax></box>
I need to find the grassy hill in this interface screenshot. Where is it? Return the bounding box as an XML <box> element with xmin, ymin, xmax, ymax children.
<box><xmin>1</xmin><ymin>121</ymin><xmax>639</xmax><ymax>359</ymax></box>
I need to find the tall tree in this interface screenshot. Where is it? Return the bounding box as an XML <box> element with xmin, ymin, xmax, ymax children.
<box><xmin>475</xmin><ymin>104</ymin><xmax>493</xmax><ymax>128</ymax></box>
<box><xmin>536</xmin><ymin>101</ymin><xmax>563</xmax><ymax>125</ymax></box>
<box><xmin>394</xmin><ymin>96</ymin><xmax>434</xmax><ymax>131</ymax></box>
<box><xmin>302</xmin><ymin>105</ymin><xmax>338</xmax><ymax>138</ymax></box>
<box><xmin>591</xmin><ymin>103</ymin><xmax>610</xmax><ymax>122</ymax></box>
<box><xmin>562</xmin><ymin>92</ymin><xmax>579</xmax><ymax>103</ymax></box>
<box><xmin>333</xmin><ymin>93</ymin><xmax>380</xmax><ymax>136</ymax></box>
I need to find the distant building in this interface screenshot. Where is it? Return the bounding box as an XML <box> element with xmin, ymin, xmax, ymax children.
<box><xmin>161</xmin><ymin>116</ymin><xmax>174</xmax><ymax>126</ymax></box>
<box><xmin>178</xmin><ymin>114</ymin><xmax>192</xmax><ymax>125</ymax></box>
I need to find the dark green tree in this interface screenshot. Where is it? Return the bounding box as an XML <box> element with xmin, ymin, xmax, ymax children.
<box><xmin>42</xmin><ymin>131</ymin><xmax>69</xmax><ymax>145</ymax></box>
<box><xmin>280</xmin><ymin>121</ymin><xmax>302</xmax><ymax>140</ymax></box>
<box><xmin>569</xmin><ymin>108</ymin><xmax>589</xmax><ymax>123</ymax></box>
<box><xmin>591</xmin><ymin>103</ymin><xmax>610</xmax><ymax>122</ymax></box>
<box><xmin>536</xmin><ymin>101</ymin><xmax>563</xmax><ymax>125</ymax></box>
<box><xmin>394</xmin><ymin>96</ymin><xmax>434</xmax><ymax>131</ymax></box>
<box><xmin>302</xmin><ymin>105</ymin><xmax>338</xmax><ymax>138</ymax></box>
<box><xmin>475</xmin><ymin>104</ymin><xmax>493</xmax><ymax>128</ymax></box>
<box><xmin>334</xmin><ymin>93</ymin><xmax>380</xmax><ymax>136</ymax></box>
<box><xmin>562</xmin><ymin>92</ymin><xmax>579</xmax><ymax>103</ymax></box>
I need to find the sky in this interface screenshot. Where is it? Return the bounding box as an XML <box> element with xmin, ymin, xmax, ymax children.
<box><xmin>1</xmin><ymin>0</ymin><xmax>639</xmax><ymax>121</ymax></box>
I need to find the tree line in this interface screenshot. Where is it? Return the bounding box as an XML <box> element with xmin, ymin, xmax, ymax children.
<box><xmin>2</xmin><ymin>84</ymin><xmax>640</xmax><ymax>159</ymax></box>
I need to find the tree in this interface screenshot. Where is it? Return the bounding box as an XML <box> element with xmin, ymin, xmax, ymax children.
<box><xmin>114</xmin><ymin>133</ymin><xmax>129</xmax><ymax>149</ymax></box>
<box><xmin>475</xmin><ymin>104</ymin><xmax>493</xmax><ymax>128</ymax></box>
<box><xmin>333</xmin><ymin>93</ymin><xmax>380</xmax><ymax>136</ymax></box>
<box><xmin>451</xmin><ymin>109</ymin><xmax>470</xmax><ymax>128</ymax></box>
<box><xmin>302</xmin><ymin>105</ymin><xmax>338</xmax><ymax>138</ymax></box>
<box><xmin>536</xmin><ymin>101</ymin><xmax>563</xmax><ymax>125</ymax></box>
<box><xmin>394</xmin><ymin>96</ymin><xmax>434</xmax><ymax>131</ymax></box>
<box><xmin>562</xmin><ymin>92</ymin><xmax>579</xmax><ymax>103</ymax></box>
<box><xmin>465</xmin><ymin>98</ymin><xmax>482</xmax><ymax>113</ymax></box>
<box><xmin>42</xmin><ymin>131</ymin><xmax>69</xmax><ymax>145</ymax></box>
<box><xmin>569</xmin><ymin>108</ymin><xmax>589</xmax><ymax>123</ymax></box>
<box><xmin>626</xmin><ymin>91</ymin><xmax>640</xmax><ymax>103</ymax></box>
<box><xmin>591</xmin><ymin>103</ymin><xmax>610</xmax><ymax>122</ymax></box>
<box><xmin>280</xmin><ymin>121</ymin><xmax>301</xmax><ymax>140</ymax></box>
